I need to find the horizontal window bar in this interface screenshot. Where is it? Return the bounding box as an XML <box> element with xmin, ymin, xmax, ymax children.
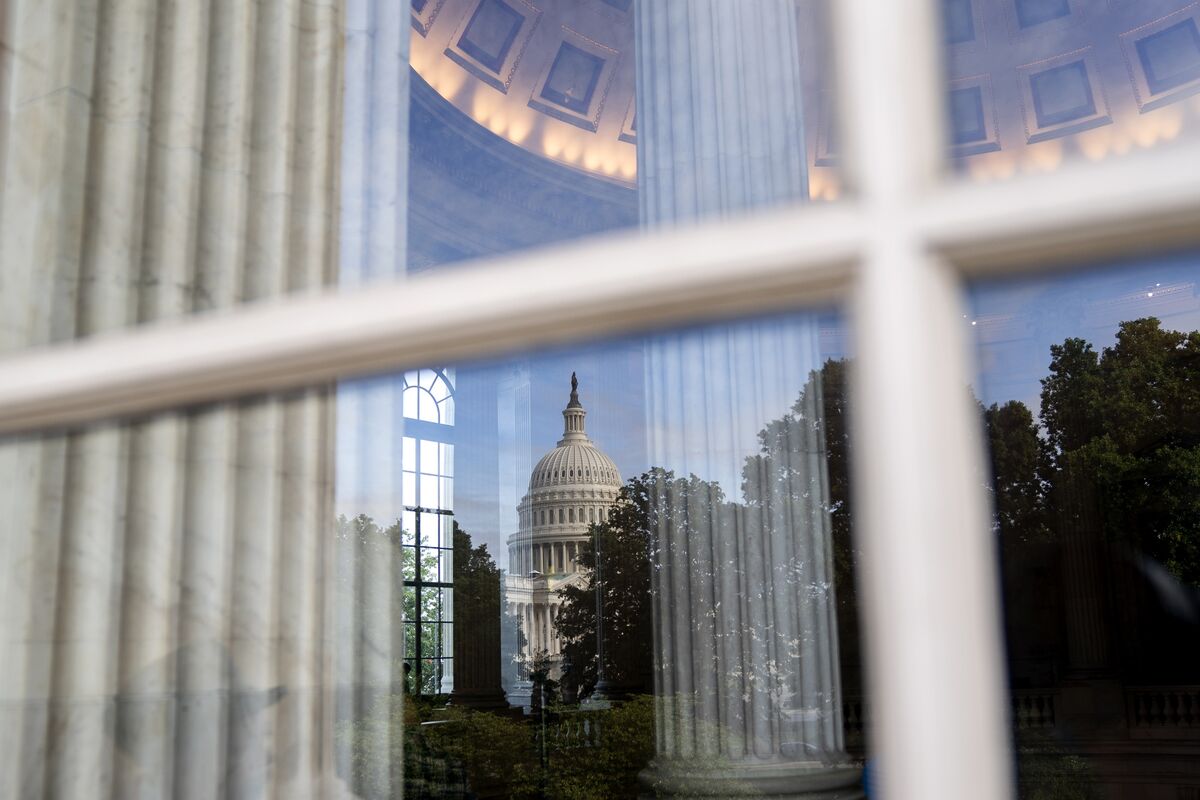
<box><xmin>923</xmin><ymin>140</ymin><xmax>1200</xmax><ymax>275</ymax></box>
<box><xmin>1</xmin><ymin>138</ymin><xmax>1198</xmax><ymax>436</ymax></box>
<box><xmin>0</xmin><ymin>204</ymin><xmax>859</xmax><ymax>434</ymax></box>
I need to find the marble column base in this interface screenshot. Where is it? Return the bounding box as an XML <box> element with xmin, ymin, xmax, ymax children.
<box><xmin>639</xmin><ymin>760</ymin><xmax>864</xmax><ymax>799</ymax></box>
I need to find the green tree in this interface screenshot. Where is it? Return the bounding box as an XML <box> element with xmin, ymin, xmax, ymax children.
<box><xmin>1039</xmin><ymin>318</ymin><xmax>1200</xmax><ymax>585</ymax></box>
<box><xmin>555</xmin><ymin>469</ymin><xmax>677</xmax><ymax>699</ymax></box>
<box><xmin>984</xmin><ymin>399</ymin><xmax>1051</xmax><ymax>543</ymax></box>
<box><xmin>335</xmin><ymin>513</ymin><xmax>453</xmax><ymax>694</ymax></box>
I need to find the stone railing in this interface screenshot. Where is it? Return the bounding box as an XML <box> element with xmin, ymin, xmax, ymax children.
<box><xmin>1127</xmin><ymin>686</ymin><xmax>1200</xmax><ymax>729</ymax></box>
<box><xmin>840</xmin><ymin>691</ymin><xmax>1057</xmax><ymax>737</ymax></box>
<box><xmin>549</xmin><ymin>708</ymin><xmax>604</xmax><ymax>749</ymax></box>
<box><xmin>1012</xmin><ymin>691</ymin><xmax>1057</xmax><ymax>730</ymax></box>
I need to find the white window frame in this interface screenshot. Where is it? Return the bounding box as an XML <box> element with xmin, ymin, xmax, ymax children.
<box><xmin>1</xmin><ymin>1</ymin><xmax>1199</xmax><ymax>797</ymax></box>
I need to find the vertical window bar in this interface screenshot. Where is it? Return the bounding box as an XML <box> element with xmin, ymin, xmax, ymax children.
<box><xmin>832</xmin><ymin>0</ymin><xmax>1015</xmax><ymax>797</ymax></box>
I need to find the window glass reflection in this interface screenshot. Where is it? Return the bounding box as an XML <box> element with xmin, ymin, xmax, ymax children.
<box><xmin>0</xmin><ymin>308</ymin><xmax>867</xmax><ymax>798</ymax></box>
<box><xmin>0</xmin><ymin>0</ymin><xmax>838</xmax><ymax>349</ymax></box>
<box><xmin>970</xmin><ymin>250</ymin><xmax>1200</xmax><ymax>797</ymax></box>
<box><xmin>333</xmin><ymin>310</ymin><xmax>866</xmax><ymax>797</ymax></box>
<box><xmin>391</xmin><ymin>0</ymin><xmax>840</xmax><ymax>278</ymax></box>
<box><xmin>943</xmin><ymin>0</ymin><xmax>1200</xmax><ymax>179</ymax></box>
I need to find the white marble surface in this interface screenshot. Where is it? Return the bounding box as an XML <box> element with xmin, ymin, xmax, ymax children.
<box><xmin>0</xmin><ymin>0</ymin><xmax>354</xmax><ymax>796</ymax></box>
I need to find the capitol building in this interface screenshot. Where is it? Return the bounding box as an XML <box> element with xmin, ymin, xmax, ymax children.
<box><xmin>505</xmin><ymin>374</ymin><xmax>621</xmax><ymax>681</ymax></box>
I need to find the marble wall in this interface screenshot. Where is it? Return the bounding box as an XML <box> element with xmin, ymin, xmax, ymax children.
<box><xmin>0</xmin><ymin>1</ymin><xmax>380</xmax><ymax>797</ymax></box>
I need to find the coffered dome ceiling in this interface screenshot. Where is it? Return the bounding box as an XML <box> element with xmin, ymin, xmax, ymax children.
<box><xmin>411</xmin><ymin>0</ymin><xmax>638</xmax><ymax>186</ymax></box>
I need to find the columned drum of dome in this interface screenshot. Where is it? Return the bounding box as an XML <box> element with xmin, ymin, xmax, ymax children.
<box><xmin>505</xmin><ymin>374</ymin><xmax>621</xmax><ymax>704</ymax></box>
<box><xmin>507</xmin><ymin>372</ymin><xmax>622</xmax><ymax>578</ymax></box>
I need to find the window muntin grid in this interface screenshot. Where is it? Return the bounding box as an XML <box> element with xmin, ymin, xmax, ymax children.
<box><xmin>400</xmin><ymin>370</ymin><xmax>456</xmax><ymax>695</ymax></box>
<box><xmin>0</xmin><ymin>1</ymin><xmax>1197</xmax><ymax>798</ymax></box>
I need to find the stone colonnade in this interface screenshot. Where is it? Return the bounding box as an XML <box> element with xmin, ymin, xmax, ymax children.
<box><xmin>511</xmin><ymin>538</ymin><xmax>586</xmax><ymax>575</ymax></box>
<box><xmin>509</xmin><ymin>601</ymin><xmax>565</xmax><ymax>657</ymax></box>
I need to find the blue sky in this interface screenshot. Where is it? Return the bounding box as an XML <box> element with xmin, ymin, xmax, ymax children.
<box><xmin>968</xmin><ymin>248</ymin><xmax>1200</xmax><ymax>415</ymax></box>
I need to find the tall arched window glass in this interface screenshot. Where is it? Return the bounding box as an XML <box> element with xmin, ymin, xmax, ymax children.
<box><xmin>401</xmin><ymin>367</ymin><xmax>456</xmax><ymax>695</ymax></box>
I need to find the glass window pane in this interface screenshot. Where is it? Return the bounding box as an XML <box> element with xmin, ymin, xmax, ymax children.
<box><xmin>439</xmin><ymin>544</ymin><xmax>451</xmax><ymax>587</ymax></box>
<box><xmin>0</xmin><ymin>308</ymin><xmax>869</xmax><ymax>796</ymax></box>
<box><xmin>419</xmin><ymin>622</ymin><xmax>440</xmax><ymax>656</ymax></box>
<box><xmin>419</xmin><ymin>439</ymin><xmax>439</xmax><ymax>474</ymax></box>
<box><xmin>403</xmin><ymin>387</ymin><xmax>420</xmax><ymax>420</ymax></box>
<box><xmin>419</xmin><ymin>512</ymin><xmax>442</xmax><ymax>547</ymax></box>
<box><xmin>3</xmin><ymin>1</ymin><xmax>839</xmax><ymax>358</ymax></box>
<box><xmin>346</xmin><ymin>309</ymin><xmax>866</xmax><ymax>793</ymax></box>
<box><xmin>942</xmin><ymin>0</ymin><xmax>1200</xmax><ymax>178</ymax></box>
<box><xmin>418</xmin><ymin>389</ymin><xmax>437</xmax><ymax>423</ymax></box>
<box><xmin>402</xmin><ymin>471</ymin><xmax>417</xmax><ymax>508</ymax></box>
<box><xmin>403</xmin><ymin>586</ymin><xmax>418</xmax><ymax>620</ymax></box>
<box><xmin>403</xmin><ymin>0</ymin><xmax>842</xmax><ymax>278</ymax></box>
<box><xmin>402</xmin><ymin>545</ymin><xmax>419</xmax><ymax>583</ymax></box>
<box><xmin>422</xmin><ymin>472</ymin><xmax>441</xmax><ymax>510</ymax></box>
<box><xmin>969</xmin><ymin>249</ymin><xmax>1200</xmax><ymax>797</ymax></box>
<box><xmin>402</xmin><ymin>509</ymin><xmax>417</xmax><ymax>544</ymax></box>
<box><xmin>405</xmin><ymin>622</ymin><xmax>420</xmax><ymax>659</ymax></box>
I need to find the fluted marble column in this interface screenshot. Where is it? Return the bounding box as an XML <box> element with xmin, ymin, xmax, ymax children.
<box><xmin>0</xmin><ymin>1</ymin><xmax>354</xmax><ymax>798</ymax></box>
<box><xmin>333</xmin><ymin>0</ymin><xmax>412</xmax><ymax>795</ymax></box>
<box><xmin>636</xmin><ymin>2</ymin><xmax>860</xmax><ymax>797</ymax></box>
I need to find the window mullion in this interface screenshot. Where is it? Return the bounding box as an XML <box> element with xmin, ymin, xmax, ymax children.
<box><xmin>833</xmin><ymin>0</ymin><xmax>1015</xmax><ymax>797</ymax></box>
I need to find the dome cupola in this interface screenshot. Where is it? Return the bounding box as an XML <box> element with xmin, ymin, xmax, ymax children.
<box><xmin>528</xmin><ymin>373</ymin><xmax>621</xmax><ymax>492</ymax></box>
<box><xmin>509</xmin><ymin>374</ymin><xmax>621</xmax><ymax>577</ymax></box>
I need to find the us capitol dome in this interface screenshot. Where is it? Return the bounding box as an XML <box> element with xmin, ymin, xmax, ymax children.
<box><xmin>505</xmin><ymin>373</ymin><xmax>621</xmax><ymax>674</ymax></box>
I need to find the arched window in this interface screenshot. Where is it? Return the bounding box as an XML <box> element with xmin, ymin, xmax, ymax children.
<box><xmin>540</xmin><ymin>509</ymin><xmax>546</xmax><ymax>525</ymax></box>
<box><xmin>398</xmin><ymin>367</ymin><xmax>455</xmax><ymax>695</ymax></box>
<box><xmin>569</xmin><ymin>508</ymin><xmax>575</xmax><ymax>522</ymax></box>
<box><xmin>578</xmin><ymin>507</ymin><xmax>584</xmax><ymax>522</ymax></box>
<box><xmin>400</xmin><ymin>368</ymin><xmax>455</xmax><ymax>424</ymax></box>
<box><xmin>558</xmin><ymin>508</ymin><xmax>565</xmax><ymax>524</ymax></box>
<box><xmin>589</xmin><ymin>507</ymin><xmax>595</xmax><ymax>522</ymax></box>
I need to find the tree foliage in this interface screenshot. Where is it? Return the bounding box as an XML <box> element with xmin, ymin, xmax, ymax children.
<box><xmin>1035</xmin><ymin>318</ymin><xmax>1200</xmax><ymax>585</ymax></box>
<box><xmin>555</xmin><ymin>360</ymin><xmax>858</xmax><ymax>701</ymax></box>
<box><xmin>554</xmin><ymin>468</ymin><xmax>699</xmax><ymax>699</ymax></box>
<box><xmin>983</xmin><ymin>399</ymin><xmax>1051</xmax><ymax>543</ymax></box>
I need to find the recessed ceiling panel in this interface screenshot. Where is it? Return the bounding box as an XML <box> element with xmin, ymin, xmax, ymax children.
<box><xmin>540</xmin><ymin>43</ymin><xmax>605</xmax><ymax>115</ymax></box>
<box><xmin>949</xmin><ymin>86</ymin><xmax>988</xmax><ymax>143</ymax></box>
<box><xmin>944</xmin><ymin>0</ymin><xmax>976</xmax><ymax>44</ymax></box>
<box><xmin>459</xmin><ymin>0</ymin><xmax>525</xmax><ymax>74</ymax></box>
<box><xmin>1136</xmin><ymin>19</ymin><xmax>1200</xmax><ymax>95</ymax></box>
<box><xmin>1029</xmin><ymin>60</ymin><xmax>1095</xmax><ymax>127</ymax></box>
<box><xmin>1015</xmin><ymin>0</ymin><xmax>1071</xmax><ymax>29</ymax></box>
